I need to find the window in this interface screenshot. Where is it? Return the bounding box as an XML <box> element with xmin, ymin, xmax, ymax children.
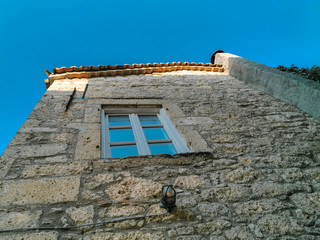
<box><xmin>101</xmin><ymin>107</ymin><xmax>190</xmax><ymax>158</ymax></box>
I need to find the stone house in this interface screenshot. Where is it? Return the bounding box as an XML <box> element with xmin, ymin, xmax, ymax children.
<box><xmin>0</xmin><ymin>52</ymin><xmax>320</xmax><ymax>239</ymax></box>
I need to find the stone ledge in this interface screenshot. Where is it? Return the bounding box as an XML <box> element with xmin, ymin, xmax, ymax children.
<box><xmin>92</xmin><ymin>152</ymin><xmax>216</xmax><ymax>171</ymax></box>
<box><xmin>214</xmin><ymin>52</ymin><xmax>320</xmax><ymax>120</ymax></box>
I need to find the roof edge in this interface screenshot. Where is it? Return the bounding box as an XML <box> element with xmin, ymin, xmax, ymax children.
<box><xmin>45</xmin><ymin>62</ymin><xmax>224</xmax><ymax>88</ymax></box>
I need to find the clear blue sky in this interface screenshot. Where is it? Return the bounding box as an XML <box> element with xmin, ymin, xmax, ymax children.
<box><xmin>1</xmin><ymin>0</ymin><xmax>320</xmax><ymax>155</ymax></box>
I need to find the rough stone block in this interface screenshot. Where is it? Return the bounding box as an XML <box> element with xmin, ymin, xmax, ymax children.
<box><xmin>22</xmin><ymin>162</ymin><xmax>90</xmax><ymax>178</ymax></box>
<box><xmin>194</xmin><ymin>220</ymin><xmax>231</xmax><ymax>235</ymax></box>
<box><xmin>276</xmin><ymin>168</ymin><xmax>304</xmax><ymax>183</ymax></box>
<box><xmin>174</xmin><ymin>176</ymin><xmax>204</xmax><ymax>190</ymax></box>
<box><xmin>201</xmin><ymin>185</ymin><xmax>251</xmax><ymax>202</ymax></box>
<box><xmin>304</xmin><ymin>168</ymin><xmax>320</xmax><ymax>182</ymax></box>
<box><xmin>91</xmin><ymin>173</ymin><xmax>114</xmax><ymax>184</ymax></box>
<box><xmin>0</xmin><ymin>232</ymin><xmax>58</xmax><ymax>240</ymax></box>
<box><xmin>176</xmin><ymin>226</ymin><xmax>194</xmax><ymax>235</ymax></box>
<box><xmin>66</xmin><ymin>205</ymin><xmax>94</xmax><ymax>225</ymax></box>
<box><xmin>83</xmin><ymin>231</ymin><xmax>164</xmax><ymax>240</ymax></box>
<box><xmin>251</xmin><ymin>181</ymin><xmax>310</xmax><ymax>198</ymax></box>
<box><xmin>257</xmin><ymin>214</ymin><xmax>303</xmax><ymax>235</ymax></box>
<box><xmin>233</xmin><ymin>199</ymin><xmax>286</xmax><ymax>216</ymax></box>
<box><xmin>225</xmin><ymin>227</ymin><xmax>254</xmax><ymax>240</ymax></box>
<box><xmin>173</xmin><ymin>117</ymin><xmax>214</xmax><ymax>125</ymax></box>
<box><xmin>0</xmin><ymin>147</ymin><xmax>15</xmax><ymax>179</ymax></box>
<box><xmin>290</xmin><ymin>192</ymin><xmax>320</xmax><ymax>214</ymax></box>
<box><xmin>15</xmin><ymin>144</ymin><xmax>68</xmax><ymax>158</ymax></box>
<box><xmin>0</xmin><ymin>176</ymin><xmax>80</xmax><ymax>206</ymax></box>
<box><xmin>102</xmin><ymin>206</ymin><xmax>145</xmax><ymax>217</ymax></box>
<box><xmin>74</xmin><ymin>126</ymin><xmax>100</xmax><ymax>160</ymax></box>
<box><xmin>105</xmin><ymin>177</ymin><xmax>161</xmax><ymax>201</ymax></box>
<box><xmin>198</xmin><ymin>202</ymin><xmax>229</xmax><ymax>217</ymax></box>
<box><xmin>84</xmin><ymin>104</ymin><xmax>101</xmax><ymax>123</ymax></box>
<box><xmin>0</xmin><ymin>210</ymin><xmax>41</xmax><ymax>230</ymax></box>
<box><xmin>210</xmin><ymin>135</ymin><xmax>237</xmax><ymax>143</ymax></box>
<box><xmin>225</xmin><ymin>167</ymin><xmax>257</xmax><ymax>183</ymax></box>
<box><xmin>175</xmin><ymin>235</ymin><xmax>203</xmax><ymax>240</ymax></box>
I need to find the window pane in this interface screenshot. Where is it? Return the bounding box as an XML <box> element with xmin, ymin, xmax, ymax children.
<box><xmin>139</xmin><ymin>115</ymin><xmax>161</xmax><ymax>125</ymax></box>
<box><xmin>111</xmin><ymin>145</ymin><xmax>138</xmax><ymax>158</ymax></box>
<box><xmin>143</xmin><ymin>128</ymin><xmax>168</xmax><ymax>140</ymax></box>
<box><xmin>149</xmin><ymin>143</ymin><xmax>176</xmax><ymax>155</ymax></box>
<box><xmin>110</xmin><ymin>129</ymin><xmax>135</xmax><ymax>142</ymax></box>
<box><xmin>108</xmin><ymin>116</ymin><xmax>131</xmax><ymax>127</ymax></box>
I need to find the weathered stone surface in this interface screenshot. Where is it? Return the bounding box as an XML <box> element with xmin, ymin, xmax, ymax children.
<box><xmin>225</xmin><ymin>227</ymin><xmax>254</xmax><ymax>240</ymax></box>
<box><xmin>218</xmin><ymin>144</ymin><xmax>248</xmax><ymax>154</ymax></box>
<box><xmin>74</xmin><ymin>126</ymin><xmax>100</xmax><ymax>160</ymax></box>
<box><xmin>290</xmin><ymin>192</ymin><xmax>320</xmax><ymax>214</ymax></box>
<box><xmin>177</xmin><ymin>127</ymin><xmax>212</xmax><ymax>152</ymax></box>
<box><xmin>168</xmin><ymin>229</ymin><xmax>178</xmax><ymax>238</ymax></box>
<box><xmin>10</xmin><ymin>132</ymin><xmax>73</xmax><ymax>146</ymax></box>
<box><xmin>66</xmin><ymin>205</ymin><xmax>94</xmax><ymax>225</ymax></box>
<box><xmin>257</xmin><ymin>214</ymin><xmax>303</xmax><ymax>235</ymax></box>
<box><xmin>22</xmin><ymin>162</ymin><xmax>90</xmax><ymax>178</ymax></box>
<box><xmin>146</xmin><ymin>204</ymin><xmax>196</xmax><ymax>223</ymax></box>
<box><xmin>248</xmin><ymin>224</ymin><xmax>263</xmax><ymax>238</ymax></box>
<box><xmin>209</xmin><ymin>237</ymin><xmax>226</xmax><ymax>240</ymax></box>
<box><xmin>276</xmin><ymin>168</ymin><xmax>304</xmax><ymax>183</ymax></box>
<box><xmin>225</xmin><ymin>167</ymin><xmax>257</xmax><ymax>183</ymax></box>
<box><xmin>84</xmin><ymin>104</ymin><xmax>101</xmax><ymax>123</ymax></box>
<box><xmin>0</xmin><ymin>176</ymin><xmax>80</xmax><ymax>206</ymax></box>
<box><xmin>13</xmin><ymin>144</ymin><xmax>68</xmax><ymax>158</ymax></box>
<box><xmin>215</xmin><ymin>52</ymin><xmax>320</xmax><ymax>119</ymax></box>
<box><xmin>82</xmin><ymin>189</ymin><xmax>104</xmax><ymax>201</ymax></box>
<box><xmin>0</xmin><ymin>210</ymin><xmax>42</xmax><ymax>230</ymax></box>
<box><xmin>102</xmin><ymin>206</ymin><xmax>145</xmax><ymax>217</ymax></box>
<box><xmin>59</xmin><ymin>233</ymin><xmax>83</xmax><ymax>240</ymax></box>
<box><xmin>51</xmin><ymin>133</ymin><xmax>74</xmax><ymax>143</ymax></box>
<box><xmin>173</xmin><ymin>117</ymin><xmax>214</xmax><ymax>125</ymax></box>
<box><xmin>178</xmin><ymin>195</ymin><xmax>198</xmax><ymax>209</ymax></box>
<box><xmin>176</xmin><ymin>226</ymin><xmax>194</xmax><ymax>235</ymax></box>
<box><xmin>304</xmin><ymin>168</ymin><xmax>320</xmax><ymax>181</ymax></box>
<box><xmin>147</xmin><ymin>204</ymin><xmax>169</xmax><ymax>215</ymax></box>
<box><xmin>0</xmin><ymin>147</ymin><xmax>15</xmax><ymax>179</ymax></box>
<box><xmin>83</xmin><ymin>231</ymin><xmax>164</xmax><ymax>240</ymax></box>
<box><xmin>251</xmin><ymin>181</ymin><xmax>310</xmax><ymax>198</ymax></box>
<box><xmin>1</xmin><ymin>232</ymin><xmax>58</xmax><ymax>240</ymax></box>
<box><xmin>106</xmin><ymin>177</ymin><xmax>161</xmax><ymax>201</ymax></box>
<box><xmin>34</xmin><ymin>155</ymin><xmax>69</xmax><ymax>164</ymax></box>
<box><xmin>234</xmin><ymin>199</ymin><xmax>286</xmax><ymax>216</ymax></box>
<box><xmin>113</xmin><ymin>219</ymin><xmax>138</xmax><ymax>230</ymax></box>
<box><xmin>198</xmin><ymin>202</ymin><xmax>229</xmax><ymax>217</ymax></box>
<box><xmin>210</xmin><ymin>135</ymin><xmax>237</xmax><ymax>143</ymax></box>
<box><xmin>174</xmin><ymin>175</ymin><xmax>204</xmax><ymax>190</ymax></box>
<box><xmin>175</xmin><ymin>235</ymin><xmax>203</xmax><ymax>240</ymax></box>
<box><xmin>201</xmin><ymin>185</ymin><xmax>251</xmax><ymax>202</ymax></box>
<box><xmin>194</xmin><ymin>220</ymin><xmax>231</xmax><ymax>235</ymax></box>
<box><xmin>92</xmin><ymin>173</ymin><xmax>114</xmax><ymax>183</ymax></box>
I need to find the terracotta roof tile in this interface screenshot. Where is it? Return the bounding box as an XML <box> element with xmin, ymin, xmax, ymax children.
<box><xmin>46</xmin><ymin>62</ymin><xmax>224</xmax><ymax>88</ymax></box>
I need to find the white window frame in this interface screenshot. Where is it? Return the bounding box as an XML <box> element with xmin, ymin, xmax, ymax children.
<box><xmin>101</xmin><ymin>107</ymin><xmax>190</xmax><ymax>158</ymax></box>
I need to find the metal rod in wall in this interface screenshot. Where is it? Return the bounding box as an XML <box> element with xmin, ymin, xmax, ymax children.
<box><xmin>65</xmin><ymin>87</ymin><xmax>76</xmax><ymax>112</ymax></box>
<box><xmin>82</xmin><ymin>84</ymin><xmax>89</xmax><ymax>99</ymax></box>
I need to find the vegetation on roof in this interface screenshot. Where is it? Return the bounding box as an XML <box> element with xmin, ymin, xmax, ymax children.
<box><xmin>276</xmin><ymin>64</ymin><xmax>320</xmax><ymax>83</ymax></box>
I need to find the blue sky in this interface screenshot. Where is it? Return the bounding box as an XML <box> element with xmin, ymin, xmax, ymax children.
<box><xmin>1</xmin><ymin>0</ymin><xmax>320</xmax><ymax>155</ymax></box>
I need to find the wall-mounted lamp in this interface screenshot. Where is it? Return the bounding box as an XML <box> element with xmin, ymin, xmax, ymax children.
<box><xmin>160</xmin><ymin>185</ymin><xmax>176</xmax><ymax>212</ymax></box>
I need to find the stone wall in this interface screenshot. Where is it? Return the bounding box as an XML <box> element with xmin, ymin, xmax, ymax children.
<box><xmin>214</xmin><ymin>52</ymin><xmax>320</xmax><ymax>120</ymax></box>
<box><xmin>0</xmin><ymin>70</ymin><xmax>320</xmax><ymax>239</ymax></box>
